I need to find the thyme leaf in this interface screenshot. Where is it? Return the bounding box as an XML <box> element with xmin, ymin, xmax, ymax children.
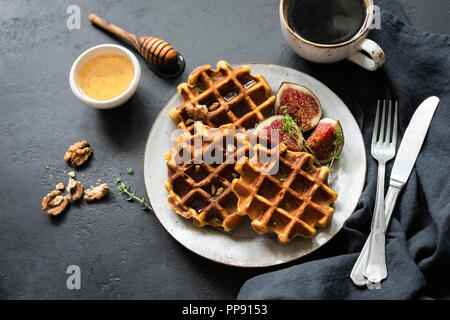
<box><xmin>116</xmin><ymin>178</ymin><xmax>151</xmax><ymax>211</ymax></box>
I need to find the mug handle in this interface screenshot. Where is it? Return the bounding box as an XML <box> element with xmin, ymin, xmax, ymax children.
<box><xmin>347</xmin><ymin>38</ymin><xmax>385</xmax><ymax>71</ymax></box>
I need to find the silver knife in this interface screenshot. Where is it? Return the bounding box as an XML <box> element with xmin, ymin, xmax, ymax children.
<box><xmin>351</xmin><ymin>96</ymin><xmax>440</xmax><ymax>287</ymax></box>
<box><xmin>384</xmin><ymin>96</ymin><xmax>439</xmax><ymax>226</ymax></box>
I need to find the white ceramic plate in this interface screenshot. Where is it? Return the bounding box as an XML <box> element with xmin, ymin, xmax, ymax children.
<box><xmin>143</xmin><ymin>63</ymin><xmax>366</xmax><ymax>267</ymax></box>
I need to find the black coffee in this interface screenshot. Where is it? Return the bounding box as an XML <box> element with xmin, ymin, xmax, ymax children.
<box><xmin>287</xmin><ymin>0</ymin><xmax>366</xmax><ymax>45</ymax></box>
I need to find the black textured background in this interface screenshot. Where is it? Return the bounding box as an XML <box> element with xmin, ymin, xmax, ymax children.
<box><xmin>0</xmin><ymin>0</ymin><xmax>449</xmax><ymax>299</ymax></box>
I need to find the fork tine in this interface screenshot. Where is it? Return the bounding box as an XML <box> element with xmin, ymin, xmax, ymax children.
<box><xmin>392</xmin><ymin>101</ymin><xmax>398</xmax><ymax>146</ymax></box>
<box><xmin>378</xmin><ymin>100</ymin><xmax>386</xmax><ymax>143</ymax></box>
<box><xmin>372</xmin><ymin>100</ymin><xmax>380</xmax><ymax>147</ymax></box>
<box><xmin>385</xmin><ymin>100</ymin><xmax>392</xmax><ymax>143</ymax></box>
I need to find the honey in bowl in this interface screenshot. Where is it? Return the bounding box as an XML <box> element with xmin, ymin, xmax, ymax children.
<box><xmin>77</xmin><ymin>53</ymin><xmax>134</xmax><ymax>101</ymax></box>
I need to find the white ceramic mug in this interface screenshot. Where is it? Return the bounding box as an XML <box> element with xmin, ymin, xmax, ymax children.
<box><xmin>280</xmin><ymin>0</ymin><xmax>385</xmax><ymax>71</ymax></box>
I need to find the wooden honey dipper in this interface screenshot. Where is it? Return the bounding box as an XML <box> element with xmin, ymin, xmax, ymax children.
<box><xmin>89</xmin><ymin>13</ymin><xmax>185</xmax><ymax>77</ymax></box>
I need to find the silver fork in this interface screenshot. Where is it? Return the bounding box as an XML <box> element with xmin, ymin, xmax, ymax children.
<box><xmin>350</xmin><ymin>100</ymin><xmax>398</xmax><ymax>287</ymax></box>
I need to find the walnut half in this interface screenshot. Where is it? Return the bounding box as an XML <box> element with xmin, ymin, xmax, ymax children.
<box><xmin>42</xmin><ymin>190</ymin><xmax>69</xmax><ymax>216</ymax></box>
<box><xmin>186</xmin><ymin>104</ymin><xmax>208</xmax><ymax>121</ymax></box>
<box><xmin>64</xmin><ymin>141</ymin><xmax>93</xmax><ymax>167</ymax></box>
<box><xmin>84</xmin><ymin>183</ymin><xmax>109</xmax><ymax>201</ymax></box>
<box><xmin>67</xmin><ymin>178</ymin><xmax>84</xmax><ymax>201</ymax></box>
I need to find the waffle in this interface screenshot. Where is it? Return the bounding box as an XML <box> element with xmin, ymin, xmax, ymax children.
<box><xmin>168</xmin><ymin>60</ymin><xmax>275</xmax><ymax>132</ymax></box>
<box><xmin>232</xmin><ymin>143</ymin><xmax>338</xmax><ymax>243</ymax></box>
<box><xmin>164</xmin><ymin>122</ymin><xmax>250</xmax><ymax>231</ymax></box>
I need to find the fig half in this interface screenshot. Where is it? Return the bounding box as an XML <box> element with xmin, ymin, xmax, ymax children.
<box><xmin>253</xmin><ymin>115</ymin><xmax>302</xmax><ymax>151</ymax></box>
<box><xmin>274</xmin><ymin>82</ymin><xmax>322</xmax><ymax>132</ymax></box>
<box><xmin>306</xmin><ymin>118</ymin><xmax>344</xmax><ymax>164</ymax></box>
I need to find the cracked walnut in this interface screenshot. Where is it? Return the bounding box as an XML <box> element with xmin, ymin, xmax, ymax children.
<box><xmin>84</xmin><ymin>183</ymin><xmax>109</xmax><ymax>201</ymax></box>
<box><xmin>42</xmin><ymin>190</ymin><xmax>69</xmax><ymax>216</ymax></box>
<box><xmin>64</xmin><ymin>141</ymin><xmax>93</xmax><ymax>167</ymax></box>
<box><xmin>186</xmin><ymin>104</ymin><xmax>208</xmax><ymax>121</ymax></box>
<box><xmin>67</xmin><ymin>178</ymin><xmax>84</xmax><ymax>201</ymax></box>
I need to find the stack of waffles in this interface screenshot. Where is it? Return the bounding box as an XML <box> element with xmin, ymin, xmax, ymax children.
<box><xmin>164</xmin><ymin>61</ymin><xmax>338</xmax><ymax>243</ymax></box>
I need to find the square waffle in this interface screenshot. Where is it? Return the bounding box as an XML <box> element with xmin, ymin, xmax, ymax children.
<box><xmin>232</xmin><ymin>143</ymin><xmax>338</xmax><ymax>243</ymax></box>
<box><xmin>168</xmin><ymin>60</ymin><xmax>276</xmax><ymax>132</ymax></box>
<box><xmin>164</xmin><ymin>122</ymin><xmax>250</xmax><ymax>231</ymax></box>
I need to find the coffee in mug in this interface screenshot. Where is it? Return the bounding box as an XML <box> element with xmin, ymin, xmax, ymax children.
<box><xmin>280</xmin><ymin>0</ymin><xmax>385</xmax><ymax>71</ymax></box>
<box><xmin>287</xmin><ymin>0</ymin><xmax>367</xmax><ymax>45</ymax></box>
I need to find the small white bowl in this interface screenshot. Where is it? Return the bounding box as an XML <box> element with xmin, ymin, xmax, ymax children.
<box><xmin>69</xmin><ymin>44</ymin><xmax>141</xmax><ymax>109</ymax></box>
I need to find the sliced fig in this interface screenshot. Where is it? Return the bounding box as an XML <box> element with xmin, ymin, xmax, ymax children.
<box><xmin>306</xmin><ymin>118</ymin><xmax>344</xmax><ymax>164</ymax></box>
<box><xmin>253</xmin><ymin>115</ymin><xmax>302</xmax><ymax>151</ymax></box>
<box><xmin>274</xmin><ymin>82</ymin><xmax>322</xmax><ymax>132</ymax></box>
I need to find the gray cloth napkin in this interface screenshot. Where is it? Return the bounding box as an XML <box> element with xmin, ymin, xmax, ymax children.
<box><xmin>238</xmin><ymin>0</ymin><xmax>450</xmax><ymax>300</ymax></box>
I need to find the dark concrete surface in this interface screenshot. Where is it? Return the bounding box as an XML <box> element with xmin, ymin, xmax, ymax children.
<box><xmin>0</xmin><ymin>0</ymin><xmax>448</xmax><ymax>300</ymax></box>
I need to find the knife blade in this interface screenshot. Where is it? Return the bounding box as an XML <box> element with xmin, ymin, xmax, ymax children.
<box><xmin>385</xmin><ymin>96</ymin><xmax>439</xmax><ymax>227</ymax></box>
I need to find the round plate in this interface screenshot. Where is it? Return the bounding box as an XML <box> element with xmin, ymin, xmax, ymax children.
<box><xmin>143</xmin><ymin>63</ymin><xmax>366</xmax><ymax>268</ymax></box>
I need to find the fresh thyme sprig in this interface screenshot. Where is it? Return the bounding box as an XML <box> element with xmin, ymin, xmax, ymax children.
<box><xmin>116</xmin><ymin>177</ymin><xmax>151</xmax><ymax>211</ymax></box>
<box><xmin>280</xmin><ymin>106</ymin><xmax>322</xmax><ymax>167</ymax></box>
<box><xmin>280</xmin><ymin>106</ymin><xmax>305</xmax><ymax>145</ymax></box>
<box><xmin>326</xmin><ymin>130</ymin><xmax>344</xmax><ymax>173</ymax></box>
<box><xmin>195</xmin><ymin>86</ymin><xmax>203</xmax><ymax>93</ymax></box>
<box><xmin>334</xmin><ymin>130</ymin><xmax>345</xmax><ymax>146</ymax></box>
